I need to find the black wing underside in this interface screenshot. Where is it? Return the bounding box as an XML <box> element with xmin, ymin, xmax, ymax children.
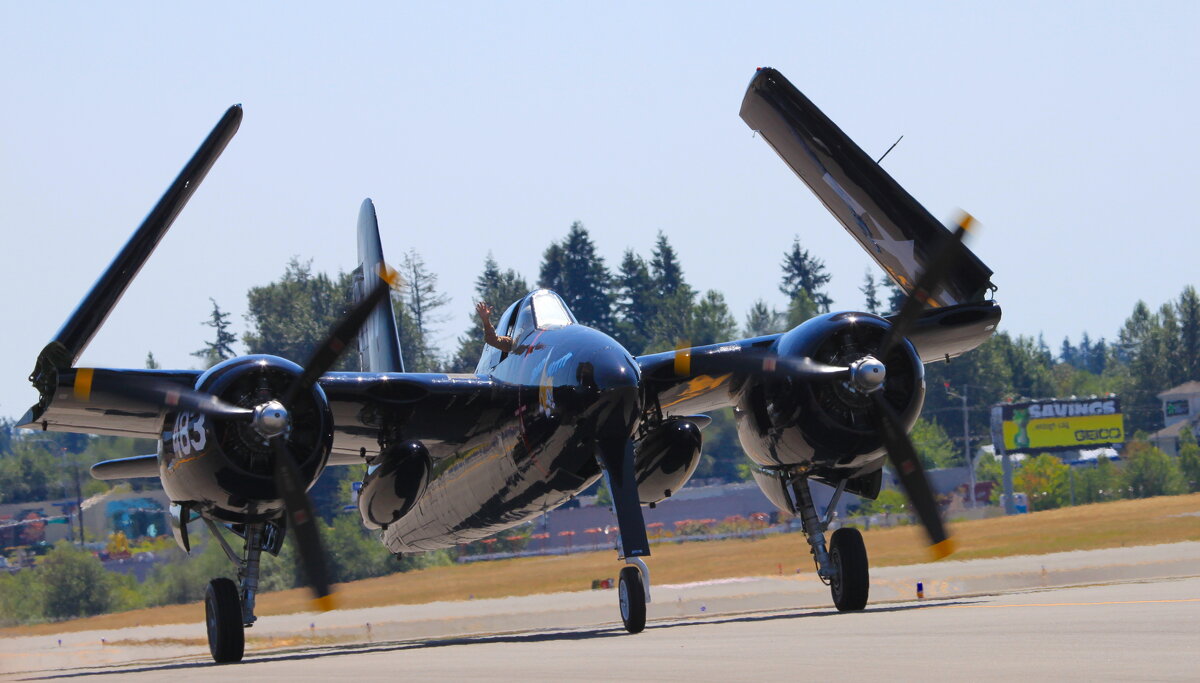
<box><xmin>740</xmin><ymin>67</ymin><xmax>995</xmax><ymax>305</ymax></box>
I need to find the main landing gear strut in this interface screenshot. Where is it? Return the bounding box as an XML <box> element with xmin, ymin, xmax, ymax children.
<box><xmin>203</xmin><ymin>520</ymin><xmax>280</xmax><ymax>663</ymax></box>
<box><xmin>598</xmin><ymin>437</ymin><xmax>652</xmax><ymax>633</ymax></box>
<box><xmin>791</xmin><ymin>476</ymin><xmax>869</xmax><ymax>611</ymax></box>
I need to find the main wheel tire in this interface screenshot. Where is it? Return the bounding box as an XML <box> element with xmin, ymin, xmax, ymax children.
<box><xmin>618</xmin><ymin>566</ymin><xmax>647</xmax><ymax>634</ymax></box>
<box><xmin>205</xmin><ymin>577</ymin><xmax>245</xmax><ymax>663</ymax></box>
<box><xmin>829</xmin><ymin>527</ymin><xmax>869</xmax><ymax>612</ymax></box>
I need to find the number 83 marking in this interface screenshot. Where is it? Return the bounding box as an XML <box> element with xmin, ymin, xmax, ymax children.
<box><xmin>172</xmin><ymin>412</ymin><xmax>207</xmax><ymax>456</ymax></box>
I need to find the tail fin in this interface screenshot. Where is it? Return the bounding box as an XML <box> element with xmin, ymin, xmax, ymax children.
<box><xmin>353</xmin><ymin>199</ymin><xmax>404</xmax><ymax>372</ymax></box>
<box><xmin>740</xmin><ymin>68</ymin><xmax>994</xmax><ymax>306</ymax></box>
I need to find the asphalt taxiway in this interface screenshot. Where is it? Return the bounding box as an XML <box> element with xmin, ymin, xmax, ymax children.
<box><xmin>4</xmin><ymin>543</ymin><xmax>1198</xmax><ymax>681</ymax></box>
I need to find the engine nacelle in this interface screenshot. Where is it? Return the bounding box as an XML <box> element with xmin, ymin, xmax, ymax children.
<box><xmin>158</xmin><ymin>355</ymin><xmax>333</xmax><ymax>522</ymax></box>
<box><xmin>634</xmin><ymin>418</ymin><xmax>703</xmax><ymax>504</ymax></box>
<box><xmin>358</xmin><ymin>441</ymin><xmax>431</xmax><ymax>529</ymax></box>
<box><xmin>735</xmin><ymin>312</ymin><xmax>925</xmax><ymax>473</ymax></box>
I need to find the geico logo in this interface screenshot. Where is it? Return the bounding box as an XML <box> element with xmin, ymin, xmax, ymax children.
<box><xmin>1074</xmin><ymin>428</ymin><xmax>1121</xmax><ymax>442</ymax></box>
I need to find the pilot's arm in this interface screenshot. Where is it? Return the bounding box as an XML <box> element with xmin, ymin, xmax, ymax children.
<box><xmin>476</xmin><ymin>301</ymin><xmax>514</xmax><ymax>353</ymax></box>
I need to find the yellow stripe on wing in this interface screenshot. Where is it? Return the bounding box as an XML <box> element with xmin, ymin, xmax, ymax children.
<box><xmin>73</xmin><ymin>368</ymin><xmax>94</xmax><ymax>401</ymax></box>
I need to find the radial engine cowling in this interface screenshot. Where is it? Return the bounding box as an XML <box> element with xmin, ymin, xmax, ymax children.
<box><xmin>159</xmin><ymin>355</ymin><xmax>334</xmax><ymax>521</ymax></box>
<box><xmin>735</xmin><ymin>312</ymin><xmax>925</xmax><ymax>472</ymax></box>
<box><xmin>358</xmin><ymin>441</ymin><xmax>431</xmax><ymax>529</ymax></box>
<box><xmin>634</xmin><ymin>418</ymin><xmax>703</xmax><ymax>505</ymax></box>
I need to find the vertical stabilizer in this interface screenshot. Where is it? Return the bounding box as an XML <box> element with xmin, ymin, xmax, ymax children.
<box><xmin>354</xmin><ymin>199</ymin><xmax>404</xmax><ymax>372</ymax></box>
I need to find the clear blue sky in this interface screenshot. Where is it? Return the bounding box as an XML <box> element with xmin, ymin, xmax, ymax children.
<box><xmin>2</xmin><ymin>2</ymin><xmax>1197</xmax><ymax>420</ymax></box>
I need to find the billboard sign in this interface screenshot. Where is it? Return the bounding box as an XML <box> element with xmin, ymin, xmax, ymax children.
<box><xmin>999</xmin><ymin>398</ymin><xmax>1124</xmax><ymax>453</ymax></box>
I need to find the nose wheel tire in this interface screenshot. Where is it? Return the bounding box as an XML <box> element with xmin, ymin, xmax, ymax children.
<box><xmin>618</xmin><ymin>565</ymin><xmax>647</xmax><ymax>633</ymax></box>
<box><xmin>205</xmin><ymin>577</ymin><xmax>245</xmax><ymax>663</ymax></box>
<box><xmin>829</xmin><ymin>527</ymin><xmax>869</xmax><ymax>612</ymax></box>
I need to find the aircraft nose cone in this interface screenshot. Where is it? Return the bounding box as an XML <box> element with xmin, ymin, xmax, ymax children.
<box><xmin>580</xmin><ymin>345</ymin><xmax>642</xmax><ymax>438</ymax></box>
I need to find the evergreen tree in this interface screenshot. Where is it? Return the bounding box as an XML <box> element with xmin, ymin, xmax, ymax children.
<box><xmin>645</xmin><ymin>233</ymin><xmax>696</xmax><ymax>352</ymax></box>
<box><xmin>785</xmin><ymin>289</ymin><xmax>820</xmax><ymax>328</ymax></box>
<box><xmin>860</xmin><ymin>270</ymin><xmax>881</xmax><ymax>314</ymax></box>
<box><xmin>779</xmin><ymin>237</ymin><xmax>832</xmax><ymax>313</ymax></box>
<box><xmin>537</xmin><ymin>222</ymin><xmax>613</xmax><ymax>331</ymax></box>
<box><xmin>448</xmin><ymin>254</ymin><xmax>529</xmax><ymax>372</ymax></box>
<box><xmin>884</xmin><ymin>278</ymin><xmax>907</xmax><ymax>314</ymax></box>
<box><xmin>1177</xmin><ymin>286</ymin><xmax>1200</xmax><ymax>381</ymax></box>
<box><xmin>613</xmin><ymin>250</ymin><xmax>656</xmax><ymax>354</ymax></box>
<box><xmin>690</xmin><ymin>290</ymin><xmax>738</xmax><ymax>346</ymax></box>
<box><xmin>192</xmin><ymin>298</ymin><xmax>237</xmax><ymax>369</ymax></box>
<box><xmin>145</xmin><ymin>352</ymin><xmax>160</xmax><ymax>370</ymax></box>
<box><xmin>398</xmin><ymin>249</ymin><xmax>450</xmax><ymax>372</ymax></box>
<box><xmin>744</xmin><ymin>299</ymin><xmax>785</xmax><ymax>337</ymax></box>
<box><xmin>243</xmin><ymin>258</ymin><xmax>358</xmax><ymax>369</ymax></box>
<box><xmin>1060</xmin><ymin>336</ymin><xmax>1077</xmax><ymax>368</ymax></box>
<box><xmin>650</xmin><ymin>231</ymin><xmax>691</xmax><ymax>299</ymax></box>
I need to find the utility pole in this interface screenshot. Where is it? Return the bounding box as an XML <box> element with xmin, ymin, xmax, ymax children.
<box><xmin>945</xmin><ymin>383</ymin><xmax>976</xmax><ymax>507</ymax></box>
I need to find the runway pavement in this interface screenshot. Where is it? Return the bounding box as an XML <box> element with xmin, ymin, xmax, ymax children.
<box><xmin>3</xmin><ymin>542</ymin><xmax>1198</xmax><ymax>681</ymax></box>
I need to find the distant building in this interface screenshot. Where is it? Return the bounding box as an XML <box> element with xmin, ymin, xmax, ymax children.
<box><xmin>1149</xmin><ymin>381</ymin><xmax>1200</xmax><ymax>457</ymax></box>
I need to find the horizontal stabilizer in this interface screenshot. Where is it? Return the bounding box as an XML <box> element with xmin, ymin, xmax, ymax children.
<box><xmin>740</xmin><ymin>68</ymin><xmax>994</xmax><ymax>306</ymax></box>
<box><xmin>91</xmin><ymin>454</ymin><xmax>159</xmax><ymax>480</ymax></box>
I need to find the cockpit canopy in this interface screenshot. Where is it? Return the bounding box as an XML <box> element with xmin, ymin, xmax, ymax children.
<box><xmin>475</xmin><ymin>289</ymin><xmax>576</xmax><ymax>373</ymax></box>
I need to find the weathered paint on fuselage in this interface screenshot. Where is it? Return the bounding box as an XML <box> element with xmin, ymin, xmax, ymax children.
<box><xmin>324</xmin><ymin>324</ymin><xmax>640</xmax><ymax>554</ymax></box>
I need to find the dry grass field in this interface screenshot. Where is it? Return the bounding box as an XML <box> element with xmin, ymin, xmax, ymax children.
<box><xmin>5</xmin><ymin>493</ymin><xmax>1198</xmax><ymax>637</ymax></box>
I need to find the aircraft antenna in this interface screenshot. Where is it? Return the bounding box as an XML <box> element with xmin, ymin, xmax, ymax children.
<box><xmin>875</xmin><ymin>134</ymin><xmax>904</xmax><ymax>164</ymax></box>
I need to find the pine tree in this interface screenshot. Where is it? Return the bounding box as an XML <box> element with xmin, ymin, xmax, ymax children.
<box><xmin>1177</xmin><ymin>285</ymin><xmax>1200</xmax><ymax>381</ymax></box>
<box><xmin>243</xmin><ymin>258</ymin><xmax>358</xmax><ymax>369</ymax></box>
<box><xmin>860</xmin><ymin>270</ymin><xmax>880</xmax><ymax>314</ymax></box>
<box><xmin>398</xmin><ymin>249</ymin><xmax>449</xmax><ymax>372</ymax></box>
<box><xmin>145</xmin><ymin>352</ymin><xmax>160</xmax><ymax>370</ymax></box>
<box><xmin>744</xmin><ymin>299</ymin><xmax>785</xmax><ymax>337</ymax></box>
<box><xmin>613</xmin><ymin>250</ymin><xmax>656</xmax><ymax>354</ymax></box>
<box><xmin>192</xmin><ymin>298</ymin><xmax>237</xmax><ymax>369</ymax></box>
<box><xmin>538</xmin><ymin>222</ymin><xmax>613</xmax><ymax>331</ymax></box>
<box><xmin>785</xmin><ymin>289</ymin><xmax>819</xmax><ymax>328</ymax></box>
<box><xmin>645</xmin><ymin>232</ymin><xmax>696</xmax><ymax>351</ymax></box>
<box><xmin>884</xmin><ymin>278</ymin><xmax>907</xmax><ymax>315</ymax></box>
<box><xmin>779</xmin><ymin>237</ymin><xmax>832</xmax><ymax>313</ymax></box>
<box><xmin>690</xmin><ymin>290</ymin><xmax>738</xmax><ymax>346</ymax></box>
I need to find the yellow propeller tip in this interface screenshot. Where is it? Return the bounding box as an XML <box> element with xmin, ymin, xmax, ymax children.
<box><xmin>312</xmin><ymin>593</ymin><xmax>339</xmax><ymax>612</ymax></box>
<box><xmin>929</xmin><ymin>538</ymin><xmax>957</xmax><ymax>560</ymax></box>
<box><xmin>957</xmin><ymin>212</ymin><xmax>976</xmax><ymax>232</ymax></box>
<box><xmin>377</xmin><ymin>264</ymin><xmax>402</xmax><ymax>289</ymax></box>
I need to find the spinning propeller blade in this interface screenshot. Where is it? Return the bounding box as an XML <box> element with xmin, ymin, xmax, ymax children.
<box><xmin>867</xmin><ymin>212</ymin><xmax>976</xmax><ymax>557</ymax></box>
<box><xmin>269</xmin><ymin>264</ymin><xmax>400</xmax><ymax>608</ymax></box>
<box><xmin>869</xmin><ymin>391</ymin><xmax>953</xmax><ymax>556</ymax></box>
<box><xmin>672</xmin><ymin>344</ymin><xmax>850</xmax><ymax>381</ymax></box>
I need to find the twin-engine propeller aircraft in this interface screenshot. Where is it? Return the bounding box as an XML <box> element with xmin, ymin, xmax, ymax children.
<box><xmin>20</xmin><ymin>67</ymin><xmax>1000</xmax><ymax>663</ymax></box>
